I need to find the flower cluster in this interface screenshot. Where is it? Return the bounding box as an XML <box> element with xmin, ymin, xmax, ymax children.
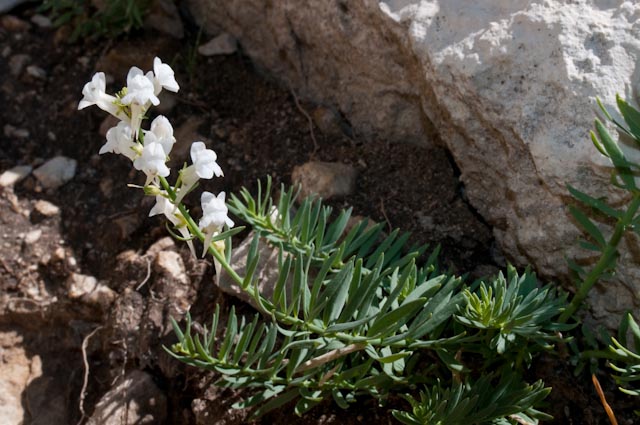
<box><xmin>79</xmin><ymin>58</ymin><xmax>233</xmax><ymax>257</ymax></box>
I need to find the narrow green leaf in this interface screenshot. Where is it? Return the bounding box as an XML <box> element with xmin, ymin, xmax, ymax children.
<box><xmin>367</xmin><ymin>298</ymin><xmax>426</xmax><ymax>338</ymax></box>
<box><xmin>218</xmin><ymin>307</ymin><xmax>238</xmax><ymax>361</ymax></box>
<box><xmin>616</xmin><ymin>94</ymin><xmax>640</xmax><ymax>140</ymax></box>
<box><xmin>595</xmin><ymin>119</ymin><xmax>636</xmax><ymax>190</ymax></box>
<box><xmin>324</xmin><ymin>259</ymin><xmax>361</xmax><ymax>324</ymax></box>
<box><xmin>569</xmin><ymin>205</ymin><xmax>606</xmax><ymax>247</ymax></box>
<box><xmin>250</xmin><ymin>389</ymin><xmax>299</xmax><ymax>417</ymax></box>
<box><xmin>567</xmin><ymin>184</ymin><xmax>621</xmax><ymax>219</ymax></box>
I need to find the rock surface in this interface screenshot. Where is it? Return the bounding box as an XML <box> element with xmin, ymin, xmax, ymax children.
<box><xmin>186</xmin><ymin>0</ymin><xmax>640</xmax><ymax>327</ymax></box>
<box><xmin>292</xmin><ymin>161</ymin><xmax>358</xmax><ymax>199</ymax></box>
<box><xmin>87</xmin><ymin>370</ymin><xmax>167</xmax><ymax>425</ymax></box>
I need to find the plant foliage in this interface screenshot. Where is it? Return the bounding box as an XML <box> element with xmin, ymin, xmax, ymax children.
<box><xmin>167</xmin><ymin>179</ymin><xmax>568</xmax><ymax>421</ymax></box>
<box><xmin>564</xmin><ymin>95</ymin><xmax>640</xmax><ymax>406</ymax></box>
<box><xmin>39</xmin><ymin>0</ymin><xmax>152</xmax><ymax>41</ymax></box>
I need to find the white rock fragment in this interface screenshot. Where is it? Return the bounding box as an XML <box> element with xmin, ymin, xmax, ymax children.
<box><xmin>33</xmin><ymin>156</ymin><xmax>77</xmax><ymax>189</ymax></box>
<box><xmin>26</xmin><ymin>65</ymin><xmax>47</xmax><ymax>79</ymax></box>
<box><xmin>0</xmin><ymin>165</ymin><xmax>32</xmax><ymax>187</ymax></box>
<box><xmin>198</xmin><ymin>33</ymin><xmax>237</xmax><ymax>56</ymax></box>
<box><xmin>33</xmin><ymin>199</ymin><xmax>60</xmax><ymax>217</ymax></box>
<box><xmin>67</xmin><ymin>273</ymin><xmax>116</xmax><ymax>309</ymax></box>
<box><xmin>154</xmin><ymin>251</ymin><xmax>188</xmax><ymax>285</ymax></box>
<box><xmin>30</xmin><ymin>14</ymin><xmax>52</xmax><ymax>28</ymax></box>
<box><xmin>23</xmin><ymin>229</ymin><xmax>42</xmax><ymax>244</ymax></box>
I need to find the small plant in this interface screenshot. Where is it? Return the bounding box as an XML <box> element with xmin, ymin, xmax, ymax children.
<box><xmin>80</xmin><ymin>61</ymin><xmax>571</xmax><ymax>423</ymax></box>
<box><xmin>391</xmin><ymin>374</ymin><xmax>551</xmax><ymax>425</ymax></box>
<box><xmin>39</xmin><ymin>0</ymin><xmax>152</xmax><ymax>41</ymax></box>
<box><xmin>564</xmin><ymin>95</ymin><xmax>640</xmax><ymax>414</ymax></box>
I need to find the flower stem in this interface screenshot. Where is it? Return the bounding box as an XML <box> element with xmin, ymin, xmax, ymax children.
<box><xmin>157</xmin><ymin>176</ymin><xmax>244</xmax><ymax>286</ymax></box>
<box><xmin>559</xmin><ymin>193</ymin><xmax>640</xmax><ymax>323</ymax></box>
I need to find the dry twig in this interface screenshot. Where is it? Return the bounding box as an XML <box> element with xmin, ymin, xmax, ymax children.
<box><xmin>592</xmin><ymin>373</ymin><xmax>618</xmax><ymax>425</ymax></box>
<box><xmin>289</xmin><ymin>85</ymin><xmax>319</xmax><ymax>156</ymax></box>
<box><xmin>77</xmin><ymin>326</ymin><xmax>104</xmax><ymax>425</ymax></box>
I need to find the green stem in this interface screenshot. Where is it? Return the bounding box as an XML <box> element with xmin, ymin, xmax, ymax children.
<box><xmin>158</xmin><ymin>176</ymin><xmax>244</xmax><ymax>285</ymax></box>
<box><xmin>560</xmin><ymin>194</ymin><xmax>640</xmax><ymax>323</ymax></box>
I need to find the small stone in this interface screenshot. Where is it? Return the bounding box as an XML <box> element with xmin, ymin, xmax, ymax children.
<box><xmin>23</xmin><ymin>229</ymin><xmax>42</xmax><ymax>245</ymax></box>
<box><xmin>26</xmin><ymin>65</ymin><xmax>47</xmax><ymax>79</ymax></box>
<box><xmin>33</xmin><ymin>200</ymin><xmax>60</xmax><ymax>217</ymax></box>
<box><xmin>9</xmin><ymin>54</ymin><xmax>30</xmax><ymax>76</ymax></box>
<box><xmin>4</xmin><ymin>124</ymin><xmax>29</xmax><ymax>139</ymax></box>
<box><xmin>154</xmin><ymin>251</ymin><xmax>188</xmax><ymax>285</ymax></box>
<box><xmin>1</xmin><ymin>15</ymin><xmax>30</xmax><ymax>32</ymax></box>
<box><xmin>0</xmin><ymin>165</ymin><xmax>32</xmax><ymax>187</ymax></box>
<box><xmin>30</xmin><ymin>14</ymin><xmax>52</xmax><ymax>28</ymax></box>
<box><xmin>291</xmin><ymin>161</ymin><xmax>358</xmax><ymax>200</ymax></box>
<box><xmin>2</xmin><ymin>46</ymin><xmax>11</xmax><ymax>58</ymax></box>
<box><xmin>67</xmin><ymin>273</ymin><xmax>97</xmax><ymax>299</ymax></box>
<box><xmin>198</xmin><ymin>33</ymin><xmax>238</xmax><ymax>56</ymax></box>
<box><xmin>33</xmin><ymin>156</ymin><xmax>77</xmax><ymax>189</ymax></box>
<box><xmin>67</xmin><ymin>273</ymin><xmax>116</xmax><ymax>308</ymax></box>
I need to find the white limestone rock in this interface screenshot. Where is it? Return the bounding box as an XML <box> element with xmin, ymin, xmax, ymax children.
<box><xmin>186</xmin><ymin>0</ymin><xmax>640</xmax><ymax>327</ymax></box>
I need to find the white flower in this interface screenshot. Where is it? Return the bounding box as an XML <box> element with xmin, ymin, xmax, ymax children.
<box><xmin>145</xmin><ymin>115</ymin><xmax>175</xmax><ymax>156</ymax></box>
<box><xmin>100</xmin><ymin>121</ymin><xmax>138</xmax><ymax>161</ymax></box>
<box><xmin>191</xmin><ymin>141</ymin><xmax>223</xmax><ymax>179</ymax></box>
<box><xmin>78</xmin><ymin>72</ymin><xmax>124</xmax><ymax>120</ymax></box>
<box><xmin>174</xmin><ymin>142</ymin><xmax>223</xmax><ymax>206</ymax></box>
<box><xmin>199</xmin><ymin>191</ymin><xmax>234</xmax><ymax>257</ymax></box>
<box><xmin>121</xmin><ymin>67</ymin><xmax>159</xmax><ymax>106</ymax></box>
<box><xmin>149</xmin><ymin>195</ymin><xmax>195</xmax><ymax>256</ymax></box>
<box><xmin>153</xmin><ymin>57</ymin><xmax>179</xmax><ymax>94</ymax></box>
<box><xmin>133</xmin><ymin>141</ymin><xmax>170</xmax><ymax>184</ymax></box>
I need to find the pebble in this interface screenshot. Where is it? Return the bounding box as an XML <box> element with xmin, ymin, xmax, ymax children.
<box><xmin>0</xmin><ymin>165</ymin><xmax>32</xmax><ymax>187</ymax></box>
<box><xmin>4</xmin><ymin>124</ymin><xmax>30</xmax><ymax>139</ymax></box>
<box><xmin>9</xmin><ymin>54</ymin><xmax>30</xmax><ymax>76</ymax></box>
<box><xmin>33</xmin><ymin>200</ymin><xmax>60</xmax><ymax>217</ymax></box>
<box><xmin>26</xmin><ymin>65</ymin><xmax>47</xmax><ymax>79</ymax></box>
<box><xmin>33</xmin><ymin>156</ymin><xmax>77</xmax><ymax>189</ymax></box>
<box><xmin>291</xmin><ymin>161</ymin><xmax>358</xmax><ymax>200</ymax></box>
<box><xmin>198</xmin><ymin>33</ymin><xmax>238</xmax><ymax>56</ymax></box>
<box><xmin>30</xmin><ymin>14</ymin><xmax>52</xmax><ymax>28</ymax></box>
<box><xmin>154</xmin><ymin>251</ymin><xmax>188</xmax><ymax>285</ymax></box>
<box><xmin>66</xmin><ymin>273</ymin><xmax>116</xmax><ymax>308</ymax></box>
<box><xmin>23</xmin><ymin>229</ymin><xmax>42</xmax><ymax>245</ymax></box>
<box><xmin>0</xmin><ymin>15</ymin><xmax>30</xmax><ymax>32</ymax></box>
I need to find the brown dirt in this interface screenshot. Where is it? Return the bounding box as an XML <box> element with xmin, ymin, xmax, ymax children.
<box><xmin>0</xmin><ymin>4</ymin><xmax>636</xmax><ymax>425</ymax></box>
